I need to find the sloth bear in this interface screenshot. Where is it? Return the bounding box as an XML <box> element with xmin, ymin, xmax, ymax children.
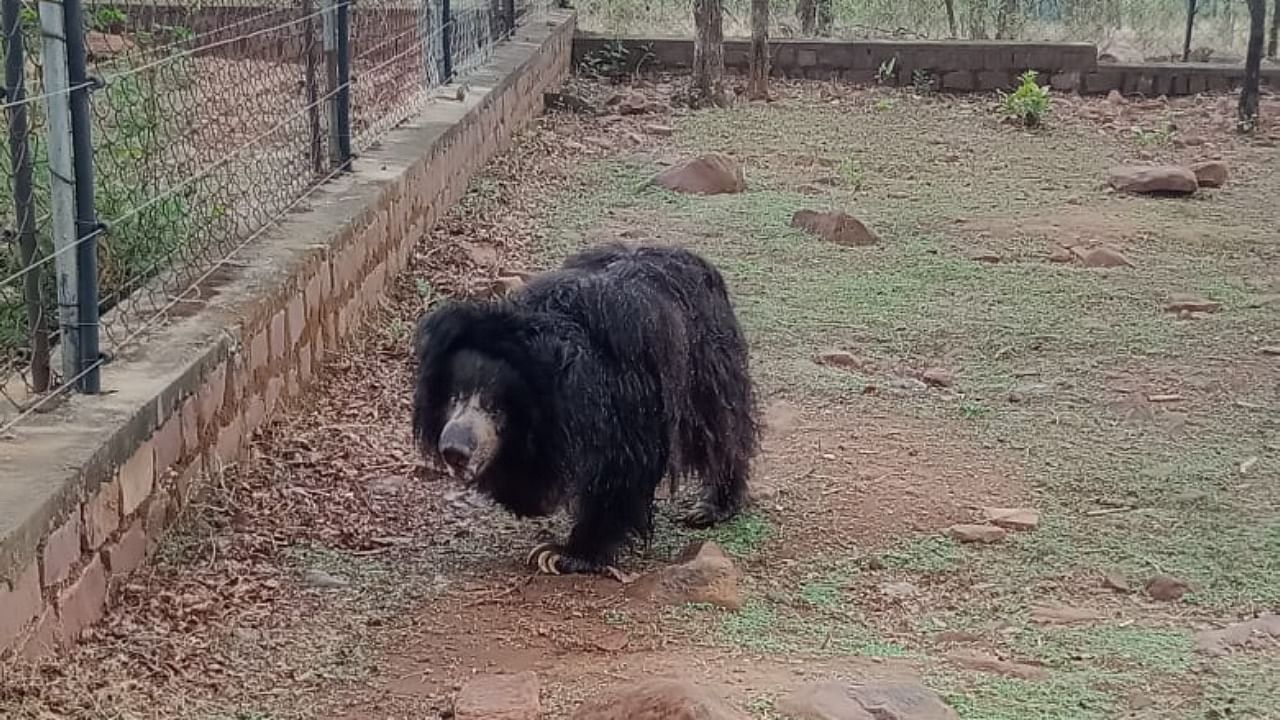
<box><xmin>412</xmin><ymin>242</ymin><xmax>760</xmax><ymax>578</ymax></box>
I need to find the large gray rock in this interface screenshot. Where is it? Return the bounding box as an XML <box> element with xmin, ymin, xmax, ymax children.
<box><xmin>1106</xmin><ymin>166</ymin><xmax>1198</xmax><ymax>195</ymax></box>
<box><xmin>572</xmin><ymin>679</ymin><xmax>749</xmax><ymax>720</ymax></box>
<box><xmin>777</xmin><ymin>680</ymin><xmax>959</xmax><ymax>720</ymax></box>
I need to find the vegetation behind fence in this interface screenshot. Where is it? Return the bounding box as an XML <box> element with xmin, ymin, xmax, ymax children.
<box><xmin>0</xmin><ymin>0</ymin><xmax>554</xmax><ymax>430</ymax></box>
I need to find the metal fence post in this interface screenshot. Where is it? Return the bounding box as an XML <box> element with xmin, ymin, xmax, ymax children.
<box><xmin>322</xmin><ymin>0</ymin><xmax>351</xmax><ymax>170</ymax></box>
<box><xmin>60</xmin><ymin>0</ymin><xmax>100</xmax><ymax>392</ymax></box>
<box><xmin>440</xmin><ymin>0</ymin><xmax>452</xmax><ymax>82</ymax></box>
<box><xmin>37</xmin><ymin>0</ymin><xmax>81</xmax><ymax>386</ymax></box>
<box><xmin>303</xmin><ymin>0</ymin><xmax>324</xmax><ymax>175</ymax></box>
<box><xmin>504</xmin><ymin>0</ymin><xmax>515</xmax><ymax>35</ymax></box>
<box><xmin>4</xmin><ymin>0</ymin><xmax>51</xmax><ymax>392</ymax></box>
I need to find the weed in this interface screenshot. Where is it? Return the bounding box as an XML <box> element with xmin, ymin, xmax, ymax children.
<box><xmin>959</xmin><ymin>401</ymin><xmax>991</xmax><ymax>420</ymax></box>
<box><xmin>998</xmin><ymin>70</ymin><xmax>1052</xmax><ymax>127</ymax></box>
<box><xmin>912</xmin><ymin>68</ymin><xmax>936</xmax><ymax>95</ymax></box>
<box><xmin>837</xmin><ymin>157</ymin><xmax>864</xmax><ymax>189</ymax></box>
<box><xmin>1131</xmin><ymin>124</ymin><xmax>1174</xmax><ymax>145</ymax></box>
<box><xmin>876</xmin><ymin>57</ymin><xmax>898</xmax><ymax>84</ymax></box>
<box><xmin>700</xmin><ymin>511</ymin><xmax>772</xmax><ymax>558</ymax></box>
<box><xmin>880</xmin><ymin>536</ymin><xmax>962</xmax><ymax>573</ymax></box>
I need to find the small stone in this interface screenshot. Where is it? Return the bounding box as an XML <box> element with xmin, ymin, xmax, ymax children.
<box><xmin>643</xmin><ymin>123</ymin><xmax>675</xmax><ymax>136</ymax></box>
<box><xmin>1190</xmin><ymin>160</ymin><xmax>1228</xmax><ymax>188</ymax></box>
<box><xmin>880</xmin><ymin>581</ymin><xmax>920</xmax><ymax>601</ymax></box>
<box><xmin>818</xmin><ymin>350</ymin><xmax>861</xmax><ymax>369</ymax></box>
<box><xmin>777</xmin><ymin>680</ymin><xmax>959</xmax><ymax>720</ymax></box>
<box><xmin>967</xmin><ymin>250</ymin><xmax>1002</xmax><ymax>263</ymax></box>
<box><xmin>302</xmin><ymin>569</ymin><xmax>349</xmax><ymax>589</ymax></box>
<box><xmin>653</xmin><ymin>153</ymin><xmax>745</xmax><ymax>195</ymax></box>
<box><xmin>1261</xmin><ymin>346</ymin><xmax>1280</xmax><ymax>356</ymax></box>
<box><xmin>456</xmin><ymin>672</ymin><xmax>541</xmax><ymax>720</ymax></box>
<box><xmin>572</xmin><ymin>679</ymin><xmax>748</xmax><ymax>720</ymax></box>
<box><xmin>627</xmin><ymin>541</ymin><xmax>742</xmax><ymax>610</ymax></box>
<box><xmin>1106</xmin><ymin>165</ymin><xmax>1199</xmax><ymax>195</ymax></box>
<box><xmin>1107</xmin><ymin>89</ymin><xmax>1125</xmax><ymax>104</ymax></box>
<box><xmin>1029</xmin><ymin>603</ymin><xmax>1103</xmax><ymax>625</ymax></box>
<box><xmin>945</xmin><ymin>651</ymin><xmax>1049</xmax><ymax>680</ymax></box>
<box><xmin>980</xmin><ymin>507</ymin><xmax>1041</xmax><ymax>531</ymax></box>
<box><xmin>947</xmin><ymin>524</ymin><xmax>1006</xmax><ymax>544</ymax></box>
<box><xmin>790</xmin><ymin>209</ymin><xmax>880</xmax><ymax>247</ymax></box>
<box><xmin>1194</xmin><ymin>614</ymin><xmax>1280</xmax><ymax>656</ymax></box>
<box><xmin>921</xmin><ymin>368</ymin><xmax>955</xmax><ymax>388</ymax></box>
<box><xmin>1146</xmin><ymin>574</ymin><xmax>1190</xmax><ymax>601</ymax></box>
<box><xmin>1164</xmin><ymin>294</ymin><xmax>1222</xmax><ymax>314</ymax></box>
<box><xmin>491</xmin><ymin>275</ymin><xmax>526</xmax><ymax>295</ymax></box>
<box><xmin>1102</xmin><ymin>571</ymin><xmax>1132</xmax><ymax>593</ymax></box>
<box><xmin>1079</xmin><ymin>246</ymin><xmax>1134</xmax><ymax>268</ymax></box>
<box><xmin>1047</xmin><ymin>246</ymin><xmax>1074</xmax><ymax>263</ymax></box>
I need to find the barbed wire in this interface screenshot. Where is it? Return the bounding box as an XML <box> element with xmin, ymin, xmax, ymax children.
<box><xmin>0</xmin><ymin>0</ymin><xmax>545</xmax><ymax>426</ymax></box>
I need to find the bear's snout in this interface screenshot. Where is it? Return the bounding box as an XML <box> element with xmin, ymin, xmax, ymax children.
<box><xmin>439</xmin><ymin>421</ymin><xmax>476</xmax><ymax>472</ymax></box>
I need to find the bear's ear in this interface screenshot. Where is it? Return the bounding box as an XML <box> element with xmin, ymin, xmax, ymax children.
<box><xmin>413</xmin><ymin>301</ymin><xmax>477</xmax><ymax>364</ymax></box>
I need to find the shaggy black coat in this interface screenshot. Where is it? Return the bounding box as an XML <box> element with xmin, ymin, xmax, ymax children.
<box><xmin>412</xmin><ymin>243</ymin><xmax>759</xmax><ymax>573</ymax></box>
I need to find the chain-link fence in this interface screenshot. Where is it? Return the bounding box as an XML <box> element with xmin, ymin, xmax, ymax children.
<box><xmin>1</xmin><ymin>0</ymin><xmax>553</xmax><ymax>431</ymax></box>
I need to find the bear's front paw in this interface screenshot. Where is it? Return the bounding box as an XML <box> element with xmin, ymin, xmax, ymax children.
<box><xmin>525</xmin><ymin>543</ymin><xmax>636</xmax><ymax>583</ymax></box>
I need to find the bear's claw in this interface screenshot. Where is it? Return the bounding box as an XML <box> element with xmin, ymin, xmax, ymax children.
<box><xmin>526</xmin><ymin>543</ymin><xmax>636</xmax><ymax>583</ymax></box>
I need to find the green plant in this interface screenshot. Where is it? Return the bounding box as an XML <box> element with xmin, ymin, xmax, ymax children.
<box><xmin>577</xmin><ymin>39</ymin><xmax>652</xmax><ymax>79</ymax></box>
<box><xmin>91</xmin><ymin>5</ymin><xmax>127</xmax><ymax>32</ymax></box>
<box><xmin>1132</xmin><ymin>124</ymin><xmax>1174</xmax><ymax>145</ymax></box>
<box><xmin>998</xmin><ymin>70</ymin><xmax>1052</xmax><ymax>127</ymax></box>
<box><xmin>912</xmin><ymin>68</ymin><xmax>936</xmax><ymax>95</ymax></box>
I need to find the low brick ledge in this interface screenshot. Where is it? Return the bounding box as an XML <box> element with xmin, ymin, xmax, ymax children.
<box><xmin>0</xmin><ymin>10</ymin><xmax>575</xmax><ymax>660</ymax></box>
<box><xmin>572</xmin><ymin>33</ymin><xmax>1277</xmax><ymax>95</ymax></box>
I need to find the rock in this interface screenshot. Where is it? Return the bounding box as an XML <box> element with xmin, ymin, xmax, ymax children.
<box><xmin>302</xmin><ymin>569</ymin><xmax>349</xmax><ymax>589</ymax></box>
<box><xmin>1261</xmin><ymin>346</ymin><xmax>1280</xmax><ymax>356</ymax></box>
<box><xmin>818</xmin><ymin>350</ymin><xmax>862</xmax><ymax>369</ymax></box>
<box><xmin>572</xmin><ymin>679</ymin><xmax>749</xmax><ymax>720</ymax></box>
<box><xmin>1106</xmin><ymin>89</ymin><xmax>1126</xmax><ymax>104</ymax></box>
<box><xmin>790</xmin><ymin>210</ymin><xmax>880</xmax><ymax>247</ymax></box>
<box><xmin>880</xmin><ymin>581</ymin><xmax>920</xmax><ymax>601</ymax></box>
<box><xmin>1106</xmin><ymin>166</ymin><xmax>1198</xmax><ymax>195</ymax></box>
<box><xmin>1047</xmin><ymin>246</ymin><xmax>1075</xmax><ymax>263</ymax></box>
<box><xmin>456</xmin><ymin>672</ymin><xmax>541</xmax><ymax>720</ymax></box>
<box><xmin>777</xmin><ymin>680</ymin><xmax>959</xmax><ymax>720</ymax></box>
<box><xmin>491</xmin><ymin>275</ymin><xmax>527</xmax><ymax>295</ymax></box>
<box><xmin>921</xmin><ymin>368</ymin><xmax>955</xmax><ymax>388</ymax></box>
<box><xmin>945</xmin><ymin>651</ymin><xmax>1049</xmax><ymax>680</ymax></box>
<box><xmin>628</xmin><ymin>541</ymin><xmax>742</xmax><ymax>610</ymax></box>
<box><xmin>644</xmin><ymin>123</ymin><xmax>675</xmax><ymax>136</ymax></box>
<box><xmin>1194</xmin><ymin>614</ymin><xmax>1280</xmax><ymax>656</ymax></box>
<box><xmin>1079</xmin><ymin>246</ymin><xmax>1133</xmax><ymax>268</ymax></box>
<box><xmin>1145</xmin><ymin>574</ymin><xmax>1190</xmax><ymax>601</ymax></box>
<box><xmin>1190</xmin><ymin>160</ymin><xmax>1228</xmax><ymax>188</ymax></box>
<box><xmin>1164</xmin><ymin>294</ymin><xmax>1222</xmax><ymax>314</ymax></box>
<box><xmin>967</xmin><ymin>250</ymin><xmax>1001</xmax><ymax>263</ymax></box>
<box><xmin>1029</xmin><ymin>603</ymin><xmax>1103</xmax><ymax>625</ymax></box>
<box><xmin>1102</xmin><ymin>571</ymin><xmax>1132</xmax><ymax>593</ymax></box>
<box><xmin>946</xmin><ymin>524</ymin><xmax>1005</xmax><ymax>544</ymax></box>
<box><xmin>606</xmin><ymin>91</ymin><xmax>661</xmax><ymax>115</ymax></box>
<box><xmin>653</xmin><ymin>153</ymin><xmax>745</xmax><ymax>195</ymax></box>
<box><xmin>980</xmin><ymin>507</ymin><xmax>1041</xmax><ymax>531</ymax></box>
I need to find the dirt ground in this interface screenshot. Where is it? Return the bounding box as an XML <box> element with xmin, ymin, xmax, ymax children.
<box><xmin>2</xmin><ymin>76</ymin><xmax>1279</xmax><ymax>719</ymax></box>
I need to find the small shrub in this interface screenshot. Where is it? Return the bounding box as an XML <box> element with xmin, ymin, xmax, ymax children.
<box><xmin>875</xmin><ymin>57</ymin><xmax>897</xmax><ymax>85</ymax></box>
<box><xmin>911</xmin><ymin>69</ymin><xmax>936</xmax><ymax>95</ymax></box>
<box><xmin>998</xmin><ymin>70</ymin><xmax>1052</xmax><ymax>128</ymax></box>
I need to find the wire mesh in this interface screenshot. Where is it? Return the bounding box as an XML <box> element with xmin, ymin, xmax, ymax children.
<box><xmin>0</xmin><ymin>0</ymin><xmax>549</xmax><ymax>429</ymax></box>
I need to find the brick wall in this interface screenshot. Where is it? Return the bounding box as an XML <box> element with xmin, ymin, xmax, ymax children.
<box><xmin>573</xmin><ymin>34</ymin><xmax>1279</xmax><ymax>96</ymax></box>
<box><xmin>0</xmin><ymin>11</ymin><xmax>575</xmax><ymax>661</ymax></box>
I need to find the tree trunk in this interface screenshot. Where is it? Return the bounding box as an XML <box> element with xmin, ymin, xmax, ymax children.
<box><xmin>944</xmin><ymin>0</ymin><xmax>958</xmax><ymax>37</ymax></box>
<box><xmin>1182</xmin><ymin>0</ymin><xmax>1198</xmax><ymax>61</ymax></box>
<box><xmin>693</xmin><ymin>0</ymin><xmax>727</xmax><ymax>108</ymax></box>
<box><xmin>796</xmin><ymin>0</ymin><xmax>816</xmax><ymax>35</ymax></box>
<box><xmin>1239</xmin><ymin>0</ymin><xmax>1266</xmax><ymax>131</ymax></box>
<box><xmin>1269</xmin><ymin>0</ymin><xmax>1278</xmax><ymax>58</ymax></box>
<box><xmin>816</xmin><ymin>0</ymin><xmax>832</xmax><ymax>35</ymax></box>
<box><xmin>748</xmin><ymin>0</ymin><xmax>770</xmax><ymax>100</ymax></box>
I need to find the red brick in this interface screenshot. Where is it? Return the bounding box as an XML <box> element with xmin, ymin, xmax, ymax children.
<box><xmin>82</xmin><ymin>476</ymin><xmax>121</xmax><ymax>550</ymax></box>
<box><xmin>1</xmin><ymin>561</ymin><xmax>43</xmax><ymax>652</ymax></box>
<box><xmin>248</xmin><ymin>329</ymin><xmax>270</xmax><ymax>378</ymax></box>
<box><xmin>175</xmin><ymin>457</ymin><xmax>204</xmax><ymax>507</ymax></box>
<box><xmin>299</xmin><ymin>343</ymin><xmax>314</xmax><ymax>387</ymax></box>
<box><xmin>243</xmin><ymin>393</ymin><xmax>266</xmax><ymax>435</ymax></box>
<box><xmin>214</xmin><ymin>416</ymin><xmax>244</xmax><ymax>468</ymax></box>
<box><xmin>198</xmin><ymin>362</ymin><xmax>227</xmax><ymax>428</ymax></box>
<box><xmin>56</xmin><ymin>555</ymin><xmax>107</xmax><ymax>641</ymax></box>
<box><xmin>153</xmin><ymin>412</ymin><xmax>183</xmax><ymax>476</ymax></box>
<box><xmin>264</xmin><ymin>377</ymin><xmax>284</xmax><ymax>417</ymax></box>
<box><xmin>104</xmin><ymin>520</ymin><xmax>146</xmax><ymax>576</ymax></box>
<box><xmin>287</xmin><ymin>295</ymin><xmax>305</xmax><ymax>348</ymax></box>
<box><xmin>144</xmin><ymin>489</ymin><xmax>172</xmax><ymax>556</ymax></box>
<box><xmin>19</xmin><ymin>608</ymin><xmax>60</xmax><ymax>660</ymax></box>
<box><xmin>41</xmin><ymin>514</ymin><xmax>81</xmax><ymax>588</ymax></box>
<box><xmin>269</xmin><ymin>309</ymin><xmax>287</xmax><ymax>362</ymax></box>
<box><xmin>119</xmin><ymin>440</ymin><xmax>155</xmax><ymax>517</ymax></box>
<box><xmin>181</xmin><ymin>395</ymin><xmax>199</xmax><ymax>458</ymax></box>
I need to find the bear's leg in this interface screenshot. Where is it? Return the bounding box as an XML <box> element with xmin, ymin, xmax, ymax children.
<box><xmin>682</xmin><ymin>451</ymin><xmax>748</xmax><ymax>529</ymax></box>
<box><xmin>527</xmin><ymin>472</ymin><xmax>657</xmax><ymax>581</ymax></box>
